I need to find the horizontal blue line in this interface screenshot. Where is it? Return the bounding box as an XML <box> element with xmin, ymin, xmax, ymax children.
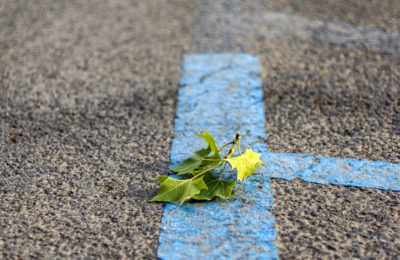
<box><xmin>260</xmin><ymin>152</ymin><xmax>400</xmax><ymax>191</ymax></box>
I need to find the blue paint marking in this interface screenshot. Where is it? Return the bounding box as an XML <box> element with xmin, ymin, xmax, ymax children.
<box><xmin>261</xmin><ymin>153</ymin><xmax>400</xmax><ymax>191</ymax></box>
<box><xmin>157</xmin><ymin>53</ymin><xmax>400</xmax><ymax>259</ymax></box>
<box><xmin>158</xmin><ymin>53</ymin><xmax>278</xmax><ymax>259</ymax></box>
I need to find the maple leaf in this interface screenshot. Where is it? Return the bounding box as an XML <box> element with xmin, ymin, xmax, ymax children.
<box><xmin>225</xmin><ymin>149</ymin><xmax>263</xmax><ymax>182</ymax></box>
<box><xmin>192</xmin><ymin>172</ymin><xmax>236</xmax><ymax>200</ymax></box>
<box><xmin>150</xmin><ymin>176</ymin><xmax>207</xmax><ymax>205</ymax></box>
<box><xmin>151</xmin><ymin>131</ymin><xmax>263</xmax><ymax>204</ymax></box>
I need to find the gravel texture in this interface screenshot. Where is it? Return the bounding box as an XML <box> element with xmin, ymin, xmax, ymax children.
<box><xmin>1</xmin><ymin>0</ymin><xmax>193</xmax><ymax>258</ymax></box>
<box><xmin>261</xmin><ymin>43</ymin><xmax>400</xmax><ymax>164</ymax></box>
<box><xmin>271</xmin><ymin>179</ymin><xmax>400</xmax><ymax>259</ymax></box>
<box><xmin>1</xmin><ymin>0</ymin><xmax>400</xmax><ymax>259</ymax></box>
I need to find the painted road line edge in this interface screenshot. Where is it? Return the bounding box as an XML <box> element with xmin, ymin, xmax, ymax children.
<box><xmin>158</xmin><ymin>53</ymin><xmax>278</xmax><ymax>259</ymax></box>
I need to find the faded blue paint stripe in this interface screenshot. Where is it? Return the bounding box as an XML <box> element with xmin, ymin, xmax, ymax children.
<box><xmin>158</xmin><ymin>53</ymin><xmax>278</xmax><ymax>259</ymax></box>
<box><xmin>260</xmin><ymin>152</ymin><xmax>400</xmax><ymax>191</ymax></box>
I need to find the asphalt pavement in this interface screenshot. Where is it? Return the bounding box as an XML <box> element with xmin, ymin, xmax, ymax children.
<box><xmin>1</xmin><ymin>1</ymin><xmax>194</xmax><ymax>258</ymax></box>
<box><xmin>1</xmin><ymin>0</ymin><xmax>399</xmax><ymax>259</ymax></box>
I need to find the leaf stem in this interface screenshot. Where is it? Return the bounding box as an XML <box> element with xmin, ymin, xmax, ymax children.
<box><xmin>219</xmin><ymin>141</ymin><xmax>234</xmax><ymax>152</ymax></box>
<box><xmin>192</xmin><ymin>162</ymin><xmax>222</xmax><ymax>180</ymax></box>
<box><xmin>223</xmin><ymin>133</ymin><xmax>241</xmax><ymax>159</ymax></box>
<box><xmin>237</xmin><ymin>136</ymin><xmax>242</xmax><ymax>156</ymax></box>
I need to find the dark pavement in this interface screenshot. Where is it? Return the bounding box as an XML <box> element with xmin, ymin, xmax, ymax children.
<box><xmin>1</xmin><ymin>0</ymin><xmax>399</xmax><ymax>258</ymax></box>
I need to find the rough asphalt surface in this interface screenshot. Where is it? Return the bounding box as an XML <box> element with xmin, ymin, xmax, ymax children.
<box><xmin>1</xmin><ymin>0</ymin><xmax>399</xmax><ymax>259</ymax></box>
<box><xmin>1</xmin><ymin>1</ymin><xmax>193</xmax><ymax>258</ymax></box>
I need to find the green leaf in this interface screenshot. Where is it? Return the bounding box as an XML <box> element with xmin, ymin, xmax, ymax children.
<box><xmin>150</xmin><ymin>176</ymin><xmax>207</xmax><ymax>204</ymax></box>
<box><xmin>192</xmin><ymin>172</ymin><xmax>236</xmax><ymax>200</ymax></box>
<box><xmin>189</xmin><ymin>160</ymin><xmax>223</xmax><ymax>176</ymax></box>
<box><xmin>170</xmin><ymin>146</ymin><xmax>211</xmax><ymax>175</ymax></box>
<box><xmin>197</xmin><ymin>131</ymin><xmax>220</xmax><ymax>158</ymax></box>
<box><xmin>196</xmin><ymin>131</ymin><xmax>222</xmax><ymax>170</ymax></box>
<box><xmin>225</xmin><ymin>149</ymin><xmax>263</xmax><ymax>182</ymax></box>
<box><xmin>195</xmin><ymin>158</ymin><xmax>221</xmax><ymax>173</ymax></box>
<box><xmin>170</xmin><ymin>131</ymin><xmax>221</xmax><ymax>175</ymax></box>
<box><xmin>152</xmin><ymin>131</ymin><xmax>263</xmax><ymax>205</ymax></box>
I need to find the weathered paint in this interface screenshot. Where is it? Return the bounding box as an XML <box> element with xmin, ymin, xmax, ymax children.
<box><xmin>261</xmin><ymin>153</ymin><xmax>400</xmax><ymax>191</ymax></box>
<box><xmin>157</xmin><ymin>53</ymin><xmax>400</xmax><ymax>259</ymax></box>
<box><xmin>158</xmin><ymin>53</ymin><xmax>278</xmax><ymax>259</ymax></box>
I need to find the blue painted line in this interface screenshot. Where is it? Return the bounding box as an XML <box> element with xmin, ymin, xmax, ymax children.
<box><xmin>158</xmin><ymin>53</ymin><xmax>400</xmax><ymax>259</ymax></box>
<box><xmin>260</xmin><ymin>153</ymin><xmax>400</xmax><ymax>191</ymax></box>
<box><xmin>158</xmin><ymin>53</ymin><xmax>278</xmax><ymax>259</ymax></box>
